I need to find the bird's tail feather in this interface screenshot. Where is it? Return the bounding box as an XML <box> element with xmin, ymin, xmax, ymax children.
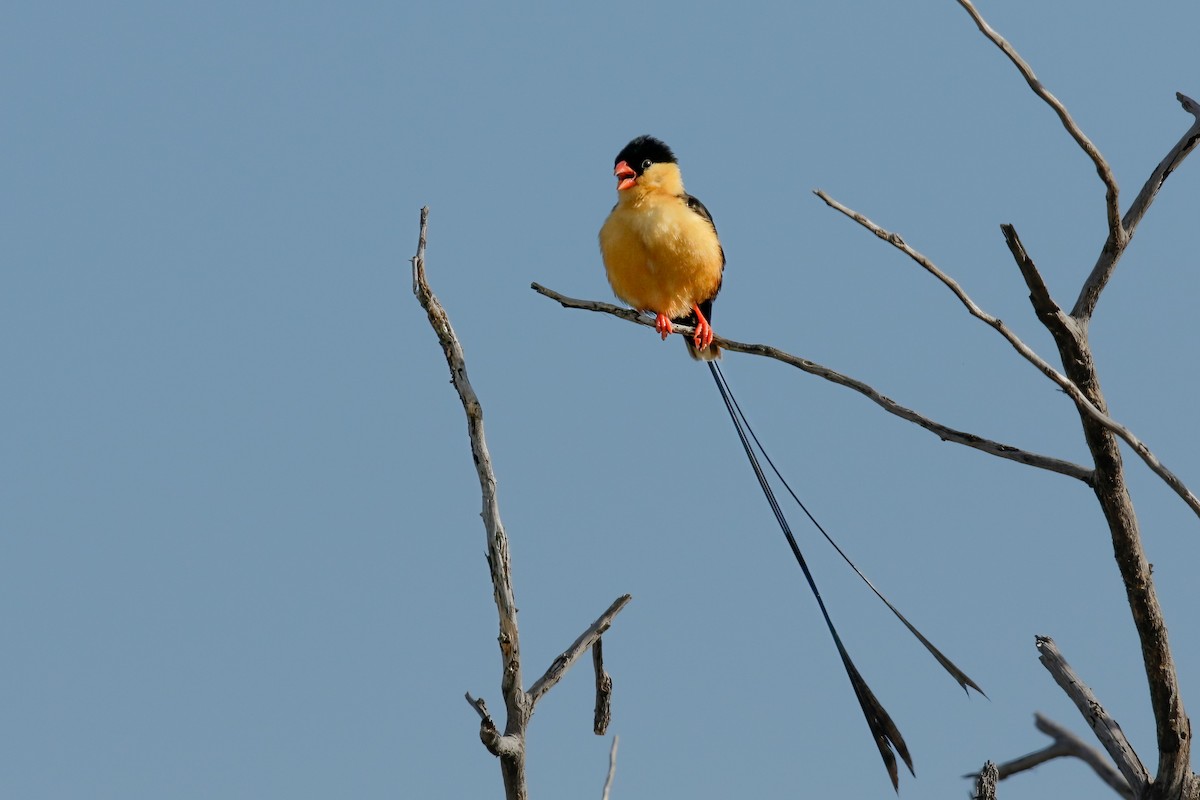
<box><xmin>684</xmin><ymin>338</ymin><xmax>721</xmax><ymax>361</ymax></box>
<box><xmin>708</xmin><ymin>361</ymin><xmax>982</xmax><ymax>790</ymax></box>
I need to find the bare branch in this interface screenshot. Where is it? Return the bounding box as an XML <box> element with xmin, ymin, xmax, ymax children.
<box><xmin>814</xmin><ymin>188</ymin><xmax>1075</xmax><ymax>373</ymax></box>
<box><xmin>1073</xmin><ymin>92</ymin><xmax>1200</xmax><ymax>320</ymax></box>
<box><xmin>414</xmin><ymin>208</ymin><xmax>532</xmax><ymax>799</ymax></box>
<box><xmin>593</xmin><ymin>637</ymin><xmax>613</xmax><ymax>736</ymax></box>
<box><xmin>817</xmin><ymin>180</ymin><xmax>1197</xmax><ymax>784</ymax></box>
<box><xmin>1000</xmin><ymin>224</ymin><xmax>1067</xmax><ymax>332</ymax></box>
<box><xmin>813</xmin><ymin>190</ymin><xmax>1200</xmax><ymax>522</ymax></box>
<box><xmin>985</xmin><ymin>714</ymin><xmax>1133</xmax><ymax>798</ymax></box>
<box><xmin>464</xmin><ymin>693</ymin><xmax>521</xmax><ymax>758</ymax></box>
<box><xmin>1032</xmin><ymin>717</ymin><xmax>1133</xmax><ymax>799</ymax></box>
<box><xmin>993</xmin><ymin>739</ymin><xmax>1073</xmax><ymax>781</ymax></box>
<box><xmin>955</xmin><ymin>0</ymin><xmax>1124</xmax><ymax>241</ymax></box>
<box><xmin>419</xmin><ymin>214</ymin><xmax>641</xmax><ymax>799</ymax></box>
<box><xmin>1035</xmin><ymin>636</ymin><xmax>1149</xmax><ymax>796</ymax></box>
<box><xmin>601</xmin><ymin>736</ymin><xmax>619</xmax><ymax>800</ymax></box>
<box><xmin>414</xmin><ymin>208</ymin><xmax>523</xmax><ymax>689</ymax></box>
<box><xmin>973</xmin><ymin>761</ymin><xmax>998</xmax><ymax>800</ymax></box>
<box><xmin>529</xmin><ymin>594</ymin><xmax>633</xmax><ymax>707</ymax></box>
<box><xmin>532</xmin><ymin>283</ymin><xmax>1093</xmax><ymax>484</ymax></box>
<box><xmin>999</xmin><ymin>230</ymin><xmax>1182</xmax><ymax>779</ymax></box>
<box><xmin>465</xmin><ymin>692</ymin><xmax>493</xmax><ymax>723</ymax></box>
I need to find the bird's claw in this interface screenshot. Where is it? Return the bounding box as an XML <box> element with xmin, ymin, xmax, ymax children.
<box><xmin>654</xmin><ymin>313</ymin><xmax>673</xmax><ymax>341</ymax></box>
<box><xmin>693</xmin><ymin>317</ymin><xmax>714</xmax><ymax>351</ymax></box>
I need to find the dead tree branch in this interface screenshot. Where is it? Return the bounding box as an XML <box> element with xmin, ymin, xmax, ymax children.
<box><xmin>601</xmin><ymin>736</ymin><xmax>619</xmax><ymax>800</ymax></box>
<box><xmin>1073</xmin><ymin>92</ymin><xmax>1200</xmax><ymax>320</ymax></box>
<box><xmin>593</xmin><ymin>637</ymin><xmax>613</xmax><ymax>736</ymax></box>
<box><xmin>1000</xmin><ymin>224</ymin><xmax>1071</xmax><ymax>341</ymax></box>
<box><xmin>1034</xmin><ymin>637</ymin><xmax>1148</xmax><ymax>795</ymax></box>
<box><xmin>986</xmin><ymin>713</ymin><xmax>1134</xmax><ymax>799</ymax></box>
<box><xmin>531</xmin><ymin>283</ymin><xmax>1092</xmax><ymax>484</ymax></box>
<box><xmin>973</xmin><ymin>761</ymin><xmax>999</xmax><ymax>800</ymax></box>
<box><xmin>415</xmin><ymin>209</ymin><xmax>632</xmax><ymax>800</ymax></box>
<box><xmin>955</xmin><ymin>0</ymin><xmax>1123</xmax><ymax>239</ymax></box>
<box><xmin>414</xmin><ymin>206</ymin><xmax>528</xmax><ymax>798</ymax></box>
<box><xmin>528</xmin><ymin>595</ymin><xmax>632</xmax><ymax>707</ymax></box>
<box><xmin>813</xmin><ymin>189</ymin><xmax>1200</xmax><ymax>523</ymax></box>
<box><xmin>944</xmin><ymin>6</ymin><xmax>1200</xmax><ymax>796</ymax></box>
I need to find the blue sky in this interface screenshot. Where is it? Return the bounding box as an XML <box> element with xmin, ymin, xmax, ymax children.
<box><xmin>4</xmin><ymin>2</ymin><xmax>1199</xmax><ymax>798</ymax></box>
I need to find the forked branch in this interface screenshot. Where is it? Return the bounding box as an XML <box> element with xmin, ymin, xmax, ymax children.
<box><xmin>987</xmin><ymin>713</ymin><xmax>1133</xmax><ymax>799</ymax></box>
<box><xmin>955</xmin><ymin>0</ymin><xmax>1123</xmax><ymax>241</ymax></box>
<box><xmin>1073</xmin><ymin>92</ymin><xmax>1200</xmax><ymax>320</ymax></box>
<box><xmin>415</xmin><ymin>209</ymin><xmax>632</xmax><ymax>800</ymax></box>
<box><xmin>956</xmin><ymin>2</ymin><xmax>1200</xmax><ymax>325</ymax></box>
<box><xmin>529</xmin><ymin>595</ymin><xmax>632</xmax><ymax>706</ymax></box>
<box><xmin>936</xmin><ymin>9</ymin><xmax>1198</xmax><ymax>792</ymax></box>
<box><xmin>1035</xmin><ymin>637</ymin><xmax>1149</xmax><ymax>795</ymax></box>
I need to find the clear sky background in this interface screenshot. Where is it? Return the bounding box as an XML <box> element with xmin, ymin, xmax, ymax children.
<box><xmin>4</xmin><ymin>2</ymin><xmax>1199</xmax><ymax>798</ymax></box>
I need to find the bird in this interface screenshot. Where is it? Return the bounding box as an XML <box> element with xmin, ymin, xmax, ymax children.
<box><xmin>598</xmin><ymin>135</ymin><xmax>725</xmax><ymax>360</ymax></box>
<box><xmin>596</xmin><ymin>138</ymin><xmax>983</xmax><ymax>791</ymax></box>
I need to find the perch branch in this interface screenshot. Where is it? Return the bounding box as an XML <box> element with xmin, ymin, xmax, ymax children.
<box><xmin>1035</xmin><ymin>636</ymin><xmax>1148</xmax><ymax>796</ymax></box>
<box><xmin>532</xmin><ymin>283</ymin><xmax>1092</xmax><ymax>484</ymax></box>
<box><xmin>814</xmin><ymin>190</ymin><xmax>1200</xmax><ymax>522</ymax></box>
<box><xmin>1072</xmin><ymin>92</ymin><xmax>1200</xmax><ymax>320</ymax></box>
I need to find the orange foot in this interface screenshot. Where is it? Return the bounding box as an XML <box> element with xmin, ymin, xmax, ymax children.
<box><xmin>692</xmin><ymin>305</ymin><xmax>714</xmax><ymax>351</ymax></box>
<box><xmin>654</xmin><ymin>312</ymin><xmax>673</xmax><ymax>341</ymax></box>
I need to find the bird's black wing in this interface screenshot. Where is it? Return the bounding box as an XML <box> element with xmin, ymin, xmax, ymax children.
<box><xmin>684</xmin><ymin>195</ymin><xmax>724</xmax><ymax>259</ymax></box>
<box><xmin>684</xmin><ymin>194</ymin><xmax>724</xmax><ymax>308</ymax></box>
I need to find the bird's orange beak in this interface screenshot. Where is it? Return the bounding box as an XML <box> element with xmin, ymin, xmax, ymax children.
<box><xmin>614</xmin><ymin>161</ymin><xmax>637</xmax><ymax>191</ymax></box>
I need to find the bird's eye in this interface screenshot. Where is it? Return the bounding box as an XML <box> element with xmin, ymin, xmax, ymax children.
<box><xmin>641</xmin><ymin>159</ymin><xmax>653</xmax><ymax>171</ymax></box>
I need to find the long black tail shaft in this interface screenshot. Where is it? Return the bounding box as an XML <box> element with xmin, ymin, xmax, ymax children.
<box><xmin>707</xmin><ymin>361</ymin><xmax>982</xmax><ymax>791</ymax></box>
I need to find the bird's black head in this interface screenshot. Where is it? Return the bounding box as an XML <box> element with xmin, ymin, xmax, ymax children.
<box><xmin>614</xmin><ymin>135</ymin><xmax>677</xmax><ymax>175</ymax></box>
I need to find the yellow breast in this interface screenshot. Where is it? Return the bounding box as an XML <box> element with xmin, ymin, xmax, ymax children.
<box><xmin>599</xmin><ymin>189</ymin><xmax>724</xmax><ymax>320</ymax></box>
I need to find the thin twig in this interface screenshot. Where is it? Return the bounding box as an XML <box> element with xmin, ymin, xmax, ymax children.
<box><xmin>813</xmin><ymin>190</ymin><xmax>1200</xmax><ymax>522</ymax></box>
<box><xmin>531</xmin><ymin>283</ymin><xmax>1093</xmax><ymax>484</ymax></box>
<box><xmin>601</xmin><ymin>736</ymin><xmax>619</xmax><ymax>800</ymax></box>
<box><xmin>955</xmin><ymin>0</ymin><xmax>1123</xmax><ymax>241</ymax></box>
<box><xmin>1035</xmin><ymin>637</ymin><xmax>1148</xmax><ymax>796</ymax></box>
